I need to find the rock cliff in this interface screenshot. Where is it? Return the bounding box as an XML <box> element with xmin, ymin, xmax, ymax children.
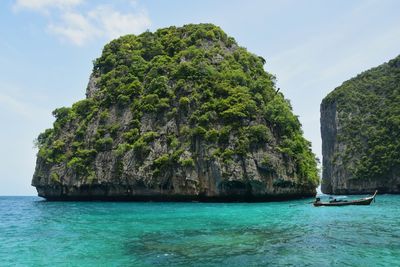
<box><xmin>321</xmin><ymin>55</ymin><xmax>400</xmax><ymax>194</ymax></box>
<box><xmin>32</xmin><ymin>24</ymin><xmax>319</xmax><ymax>201</ymax></box>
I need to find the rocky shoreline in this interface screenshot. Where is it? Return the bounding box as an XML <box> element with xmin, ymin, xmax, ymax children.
<box><xmin>36</xmin><ymin>185</ymin><xmax>315</xmax><ymax>202</ymax></box>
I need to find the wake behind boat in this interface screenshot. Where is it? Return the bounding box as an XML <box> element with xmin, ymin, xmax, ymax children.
<box><xmin>313</xmin><ymin>190</ymin><xmax>378</xmax><ymax>207</ymax></box>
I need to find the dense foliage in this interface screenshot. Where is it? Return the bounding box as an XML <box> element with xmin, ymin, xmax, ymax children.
<box><xmin>35</xmin><ymin>24</ymin><xmax>319</xmax><ymax>186</ymax></box>
<box><xmin>323</xmin><ymin>55</ymin><xmax>400</xmax><ymax>180</ymax></box>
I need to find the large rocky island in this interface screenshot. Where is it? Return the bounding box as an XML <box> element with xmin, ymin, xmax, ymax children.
<box><xmin>32</xmin><ymin>24</ymin><xmax>319</xmax><ymax>201</ymax></box>
<box><xmin>321</xmin><ymin>55</ymin><xmax>400</xmax><ymax>194</ymax></box>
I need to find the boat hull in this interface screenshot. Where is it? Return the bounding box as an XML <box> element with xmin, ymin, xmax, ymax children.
<box><xmin>313</xmin><ymin>191</ymin><xmax>377</xmax><ymax>207</ymax></box>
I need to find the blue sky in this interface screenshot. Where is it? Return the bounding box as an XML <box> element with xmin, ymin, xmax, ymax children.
<box><xmin>1</xmin><ymin>0</ymin><xmax>400</xmax><ymax>195</ymax></box>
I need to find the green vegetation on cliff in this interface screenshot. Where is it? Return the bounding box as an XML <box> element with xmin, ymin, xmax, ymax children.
<box><xmin>322</xmin><ymin>55</ymin><xmax>400</xmax><ymax>180</ymax></box>
<box><xmin>34</xmin><ymin>24</ymin><xmax>319</xmax><ymax>190</ymax></box>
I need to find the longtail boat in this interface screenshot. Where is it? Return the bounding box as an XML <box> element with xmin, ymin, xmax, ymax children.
<box><xmin>313</xmin><ymin>190</ymin><xmax>377</xmax><ymax>207</ymax></box>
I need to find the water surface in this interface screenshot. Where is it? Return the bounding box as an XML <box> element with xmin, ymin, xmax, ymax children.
<box><xmin>1</xmin><ymin>195</ymin><xmax>399</xmax><ymax>266</ymax></box>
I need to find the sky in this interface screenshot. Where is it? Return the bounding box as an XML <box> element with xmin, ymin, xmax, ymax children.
<box><xmin>1</xmin><ymin>0</ymin><xmax>400</xmax><ymax>195</ymax></box>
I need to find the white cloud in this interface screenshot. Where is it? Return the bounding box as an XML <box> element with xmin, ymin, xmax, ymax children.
<box><xmin>14</xmin><ymin>0</ymin><xmax>152</xmax><ymax>45</ymax></box>
<box><xmin>48</xmin><ymin>12</ymin><xmax>100</xmax><ymax>45</ymax></box>
<box><xmin>14</xmin><ymin>0</ymin><xmax>83</xmax><ymax>12</ymax></box>
<box><xmin>89</xmin><ymin>6</ymin><xmax>151</xmax><ymax>39</ymax></box>
<box><xmin>47</xmin><ymin>6</ymin><xmax>151</xmax><ymax>45</ymax></box>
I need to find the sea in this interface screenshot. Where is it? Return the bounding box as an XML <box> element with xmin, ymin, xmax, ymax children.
<box><xmin>1</xmin><ymin>195</ymin><xmax>399</xmax><ymax>266</ymax></box>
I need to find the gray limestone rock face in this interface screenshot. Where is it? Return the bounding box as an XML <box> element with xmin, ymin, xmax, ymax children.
<box><xmin>86</xmin><ymin>74</ymin><xmax>99</xmax><ymax>98</ymax></box>
<box><xmin>32</xmin><ymin>105</ymin><xmax>316</xmax><ymax>200</ymax></box>
<box><xmin>320</xmin><ymin>101</ymin><xmax>357</xmax><ymax>194</ymax></box>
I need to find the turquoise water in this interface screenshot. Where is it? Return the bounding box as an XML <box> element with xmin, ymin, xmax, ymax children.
<box><xmin>1</xmin><ymin>196</ymin><xmax>399</xmax><ymax>266</ymax></box>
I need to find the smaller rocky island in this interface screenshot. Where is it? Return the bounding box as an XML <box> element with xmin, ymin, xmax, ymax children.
<box><xmin>321</xmin><ymin>55</ymin><xmax>400</xmax><ymax>194</ymax></box>
<box><xmin>32</xmin><ymin>24</ymin><xmax>319</xmax><ymax>201</ymax></box>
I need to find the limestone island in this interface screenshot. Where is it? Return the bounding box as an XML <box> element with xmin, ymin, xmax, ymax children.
<box><xmin>321</xmin><ymin>55</ymin><xmax>400</xmax><ymax>194</ymax></box>
<box><xmin>32</xmin><ymin>24</ymin><xmax>319</xmax><ymax>201</ymax></box>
